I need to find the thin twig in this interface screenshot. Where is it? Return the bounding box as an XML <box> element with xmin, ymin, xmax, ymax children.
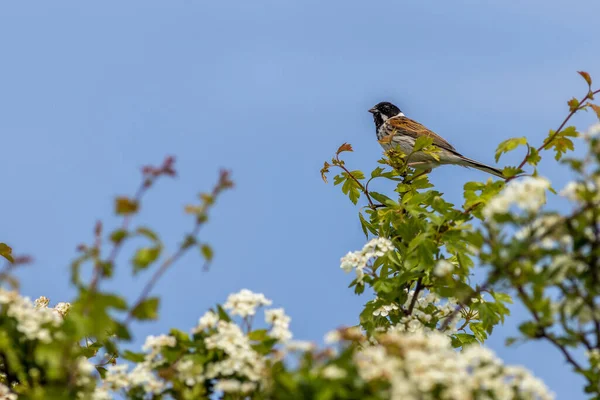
<box><xmin>514</xmin><ymin>88</ymin><xmax>600</xmax><ymax>173</ymax></box>
<box><xmin>407</xmin><ymin>277</ymin><xmax>424</xmax><ymax>315</ymax></box>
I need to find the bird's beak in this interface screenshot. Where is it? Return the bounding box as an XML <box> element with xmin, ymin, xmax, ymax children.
<box><xmin>368</xmin><ymin>108</ymin><xmax>376</xmax><ymax>114</ymax></box>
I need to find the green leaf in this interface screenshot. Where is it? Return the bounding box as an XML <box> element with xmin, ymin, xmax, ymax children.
<box><xmin>561</xmin><ymin>126</ymin><xmax>579</xmax><ymax>137</ymax></box>
<box><xmin>370</xmin><ymin>166</ymin><xmax>385</xmax><ymax>178</ymax></box>
<box><xmin>96</xmin><ymin>366</ymin><xmax>107</xmax><ymax>379</ymax></box>
<box><xmin>122</xmin><ymin>350</ymin><xmax>146</xmax><ymax>363</ymax></box>
<box><xmin>115</xmin><ymin>197</ymin><xmax>139</xmax><ymax>215</ymax></box>
<box><xmin>109</xmin><ymin>229</ymin><xmax>128</xmax><ymax>244</ymax></box>
<box><xmin>495</xmin><ymin>137</ymin><xmax>527</xmax><ymax>162</ymax></box>
<box><xmin>412</xmin><ymin>136</ymin><xmax>434</xmax><ymax>153</ymax></box>
<box><xmin>525</xmin><ymin>146</ymin><xmax>541</xmax><ymax>166</ymax></box>
<box><xmin>452</xmin><ymin>333</ymin><xmax>478</xmax><ymax>347</ymax></box>
<box><xmin>568</xmin><ymin>97</ymin><xmax>580</xmax><ymax>112</ymax></box>
<box><xmin>200</xmin><ymin>244</ymin><xmax>213</xmax><ymax>261</ymax></box>
<box><xmin>136</xmin><ymin>227</ymin><xmax>159</xmax><ymax>242</ymax></box>
<box><xmin>131</xmin><ymin>297</ymin><xmax>160</xmax><ymax>320</ymax></box>
<box><xmin>216</xmin><ymin>305</ymin><xmax>231</xmax><ymax>322</ymax></box>
<box><xmin>552</xmin><ymin>137</ymin><xmax>575</xmax><ymax>161</ymax></box>
<box><xmin>0</xmin><ymin>243</ymin><xmax>14</xmax><ymax>263</ymax></box>
<box><xmin>501</xmin><ymin>166</ymin><xmax>522</xmax><ymax>178</ymax></box>
<box><xmin>248</xmin><ymin>329</ymin><xmax>269</xmax><ymax>341</ymax></box>
<box><xmin>132</xmin><ymin>247</ymin><xmax>161</xmax><ymax>274</ymax></box>
<box><xmin>518</xmin><ymin>321</ymin><xmax>542</xmax><ymax>338</ymax></box>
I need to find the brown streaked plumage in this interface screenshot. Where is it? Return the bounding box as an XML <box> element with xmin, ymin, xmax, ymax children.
<box><xmin>383</xmin><ymin>117</ymin><xmax>457</xmax><ymax>153</ymax></box>
<box><xmin>368</xmin><ymin>101</ymin><xmax>504</xmax><ymax>178</ymax></box>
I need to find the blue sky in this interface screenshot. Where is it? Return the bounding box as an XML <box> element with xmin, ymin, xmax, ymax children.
<box><xmin>2</xmin><ymin>1</ymin><xmax>600</xmax><ymax>398</ymax></box>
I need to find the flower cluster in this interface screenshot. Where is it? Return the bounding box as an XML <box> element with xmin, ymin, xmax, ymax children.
<box><xmin>0</xmin><ymin>290</ymin><xmax>68</xmax><ymax>343</ymax></box>
<box><xmin>514</xmin><ymin>214</ymin><xmax>572</xmax><ymax>250</ymax></box>
<box><xmin>353</xmin><ymin>330</ymin><xmax>554</xmax><ymax>400</ymax></box>
<box><xmin>372</xmin><ymin>290</ymin><xmax>463</xmax><ymax>334</ymax></box>
<box><xmin>94</xmin><ymin>335</ymin><xmax>176</xmax><ymax>396</ymax></box>
<box><xmin>483</xmin><ymin>176</ymin><xmax>551</xmax><ymax>220</ymax></box>
<box><xmin>265</xmin><ymin>308</ymin><xmax>292</xmax><ymax>341</ymax></box>
<box><xmin>340</xmin><ymin>237</ymin><xmax>394</xmax><ymax>283</ymax></box>
<box><xmin>0</xmin><ymin>383</ymin><xmax>17</xmax><ymax>400</ymax></box>
<box><xmin>204</xmin><ymin>320</ymin><xmax>265</xmax><ymax>384</ymax></box>
<box><xmin>223</xmin><ymin>289</ymin><xmax>272</xmax><ymax>317</ymax></box>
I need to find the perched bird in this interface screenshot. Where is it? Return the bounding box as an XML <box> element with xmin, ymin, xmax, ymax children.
<box><xmin>368</xmin><ymin>101</ymin><xmax>504</xmax><ymax>178</ymax></box>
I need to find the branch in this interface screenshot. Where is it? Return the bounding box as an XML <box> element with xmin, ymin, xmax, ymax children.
<box><xmin>124</xmin><ymin>170</ymin><xmax>233</xmax><ymax>326</ymax></box>
<box><xmin>406</xmin><ymin>277</ymin><xmax>424</xmax><ymax>315</ymax></box>
<box><xmin>514</xmin><ymin>88</ymin><xmax>600</xmax><ymax>172</ymax></box>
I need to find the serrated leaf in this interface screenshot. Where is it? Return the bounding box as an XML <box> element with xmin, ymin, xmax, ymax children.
<box><xmin>370</xmin><ymin>166</ymin><xmax>385</xmax><ymax>178</ymax></box>
<box><xmin>412</xmin><ymin>136</ymin><xmax>434</xmax><ymax>153</ymax></box>
<box><xmin>132</xmin><ymin>247</ymin><xmax>161</xmax><ymax>273</ymax></box>
<box><xmin>495</xmin><ymin>137</ymin><xmax>527</xmax><ymax>162</ymax></box>
<box><xmin>131</xmin><ymin>297</ymin><xmax>160</xmax><ymax>320</ymax></box>
<box><xmin>525</xmin><ymin>146</ymin><xmax>541</xmax><ymax>166</ymax></box>
<box><xmin>561</xmin><ymin>126</ymin><xmax>579</xmax><ymax>137</ymax></box>
<box><xmin>568</xmin><ymin>97</ymin><xmax>580</xmax><ymax>112</ymax></box>
<box><xmin>115</xmin><ymin>197</ymin><xmax>139</xmax><ymax>215</ymax></box>
<box><xmin>336</xmin><ymin>143</ymin><xmax>353</xmax><ymax>155</ymax></box>
<box><xmin>348</xmin><ymin>186</ymin><xmax>360</xmax><ymax>205</ymax></box>
<box><xmin>333</xmin><ymin>174</ymin><xmax>345</xmax><ymax>186</ymax></box>
<box><xmin>578</xmin><ymin>71</ymin><xmax>592</xmax><ymax>86</ymax></box>
<box><xmin>552</xmin><ymin>137</ymin><xmax>575</xmax><ymax>160</ymax></box>
<box><xmin>501</xmin><ymin>166</ymin><xmax>522</xmax><ymax>178</ymax></box>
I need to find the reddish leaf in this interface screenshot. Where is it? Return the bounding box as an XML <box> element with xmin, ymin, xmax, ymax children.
<box><xmin>336</xmin><ymin>143</ymin><xmax>353</xmax><ymax>155</ymax></box>
<box><xmin>320</xmin><ymin>161</ymin><xmax>330</xmax><ymax>183</ymax></box>
<box><xmin>590</xmin><ymin>104</ymin><xmax>600</xmax><ymax>121</ymax></box>
<box><xmin>578</xmin><ymin>71</ymin><xmax>592</xmax><ymax>87</ymax></box>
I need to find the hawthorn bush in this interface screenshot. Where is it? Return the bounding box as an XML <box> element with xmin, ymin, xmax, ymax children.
<box><xmin>1</xmin><ymin>71</ymin><xmax>600</xmax><ymax>399</ymax></box>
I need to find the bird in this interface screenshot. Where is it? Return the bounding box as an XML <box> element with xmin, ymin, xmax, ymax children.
<box><xmin>368</xmin><ymin>101</ymin><xmax>504</xmax><ymax>178</ymax></box>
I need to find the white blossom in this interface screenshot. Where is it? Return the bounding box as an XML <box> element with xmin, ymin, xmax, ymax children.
<box><xmin>265</xmin><ymin>308</ymin><xmax>293</xmax><ymax>341</ymax></box>
<box><xmin>1</xmin><ymin>289</ymin><xmax>63</xmax><ymax>343</ymax></box>
<box><xmin>373</xmin><ymin>303</ymin><xmax>399</xmax><ymax>317</ymax></box>
<box><xmin>204</xmin><ymin>321</ymin><xmax>265</xmax><ymax>382</ymax></box>
<box><xmin>285</xmin><ymin>340</ymin><xmax>315</xmax><ymax>352</ymax></box>
<box><xmin>324</xmin><ymin>329</ymin><xmax>342</xmax><ymax>344</ymax></box>
<box><xmin>433</xmin><ymin>259</ymin><xmax>454</xmax><ymax>277</ymax></box>
<box><xmin>322</xmin><ymin>365</ymin><xmax>347</xmax><ymax>380</ymax></box>
<box><xmin>223</xmin><ymin>289</ymin><xmax>272</xmax><ymax>317</ymax></box>
<box><xmin>0</xmin><ymin>383</ymin><xmax>17</xmax><ymax>400</ymax></box>
<box><xmin>354</xmin><ymin>331</ymin><xmax>554</xmax><ymax>400</ymax></box>
<box><xmin>483</xmin><ymin>176</ymin><xmax>551</xmax><ymax>220</ymax></box>
<box><xmin>340</xmin><ymin>237</ymin><xmax>393</xmax><ymax>284</ymax></box>
<box><xmin>192</xmin><ymin>310</ymin><xmax>219</xmax><ymax>333</ymax></box>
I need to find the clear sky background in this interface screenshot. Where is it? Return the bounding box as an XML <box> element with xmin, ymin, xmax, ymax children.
<box><xmin>2</xmin><ymin>1</ymin><xmax>600</xmax><ymax>398</ymax></box>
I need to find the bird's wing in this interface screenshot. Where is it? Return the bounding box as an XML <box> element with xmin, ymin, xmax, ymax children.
<box><xmin>386</xmin><ymin>116</ymin><xmax>458</xmax><ymax>153</ymax></box>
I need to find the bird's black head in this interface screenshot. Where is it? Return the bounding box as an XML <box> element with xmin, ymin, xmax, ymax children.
<box><xmin>368</xmin><ymin>101</ymin><xmax>402</xmax><ymax>130</ymax></box>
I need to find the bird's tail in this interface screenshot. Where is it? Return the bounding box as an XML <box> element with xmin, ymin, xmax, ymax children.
<box><xmin>460</xmin><ymin>157</ymin><xmax>505</xmax><ymax>179</ymax></box>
